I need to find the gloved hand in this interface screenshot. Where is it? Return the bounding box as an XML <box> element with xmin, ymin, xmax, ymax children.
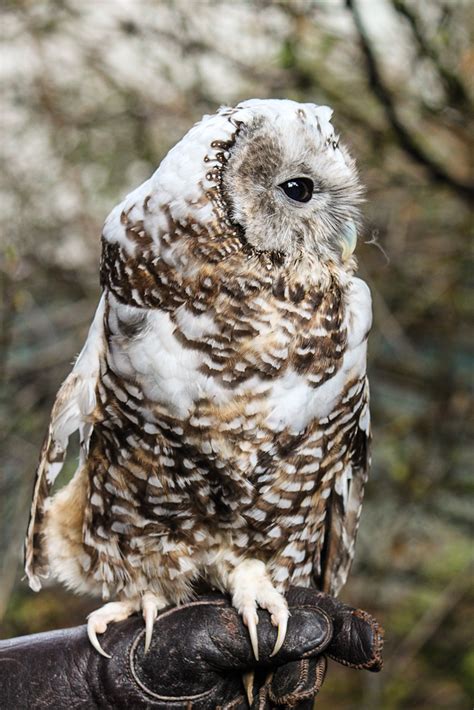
<box><xmin>0</xmin><ymin>587</ymin><xmax>383</xmax><ymax>709</ymax></box>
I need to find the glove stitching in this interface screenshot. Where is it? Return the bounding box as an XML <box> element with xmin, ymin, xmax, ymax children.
<box><xmin>326</xmin><ymin>646</ymin><xmax>383</xmax><ymax>671</ymax></box>
<box><xmin>293</xmin><ymin>606</ymin><xmax>333</xmax><ymax>659</ymax></box>
<box><xmin>256</xmin><ymin>681</ymin><xmax>271</xmax><ymax>710</ymax></box>
<box><xmin>218</xmin><ymin>695</ymin><xmax>247</xmax><ymax>710</ymax></box>
<box><xmin>267</xmin><ymin>655</ymin><xmax>328</xmax><ymax>707</ymax></box>
<box><xmin>314</xmin><ymin>655</ymin><xmax>328</xmax><ymax>693</ymax></box>
<box><xmin>268</xmin><ymin>659</ymin><xmax>309</xmax><ymax>706</ymax></box>
<box><xmin>327</xmin><ymin>609</ymin><xmax>384</xmax><ymax>671</ymax></box>
<box><xmin>128</xmin><ymin>626</ymin><xmax>220</xmax><ymax>702</ymax></box>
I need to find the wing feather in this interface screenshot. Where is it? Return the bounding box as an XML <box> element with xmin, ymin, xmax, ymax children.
<box><xmin>317</xmin><ymin>376</ymin><xmax>371</xmax><ymax>595</ymax></box>
<box><xmin>24</xmin><ymin>296</ymin><xmax>105</xmax><ymax>591</ymax></box>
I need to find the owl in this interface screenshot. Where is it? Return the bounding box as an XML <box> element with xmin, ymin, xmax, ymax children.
<box><xmin>24</xmin><ymin>99</ymin><xmax>372</xmax><ymax>660</ymax></box>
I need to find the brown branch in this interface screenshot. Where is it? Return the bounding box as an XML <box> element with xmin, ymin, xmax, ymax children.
<box><xmin>392</xmin><ymin>0</ymin><xmax>471</xmax><ymax>111</ymax></box>
<box><xmin>346</xmin><ymin>0</ymin><xmax>474</xmax><ymax>204</ymax></box>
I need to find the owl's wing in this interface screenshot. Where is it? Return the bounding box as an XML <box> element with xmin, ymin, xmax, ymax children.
<box><xmin>24</xmin><ymin>296</ymin><xmax>105</xmax><ymax>591</ymax></box>
<box><xmin>317</xmin><ymin>376</ymin><xmax>371</xmax><ymax>596</ymax></box>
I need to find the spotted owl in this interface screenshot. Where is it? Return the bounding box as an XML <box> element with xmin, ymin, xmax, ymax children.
<box><xmin>24</xmin><ymin>99</ymin><xmax>372</xmax><ymax>658</ymax></box>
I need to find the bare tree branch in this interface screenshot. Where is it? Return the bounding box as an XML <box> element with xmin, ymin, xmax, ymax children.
<box><xmin>392</xmin><ymin>0</ymin><xmax>471</xmax><ymax>111</ymax></box>
<box><xmin>346</xmin><ymin>0</ymin><xmax>474</xmax><ymax>203</ymax></box>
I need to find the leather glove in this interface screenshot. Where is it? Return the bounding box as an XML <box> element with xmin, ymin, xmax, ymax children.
<box><xmin>0</xmin><ymin>587</ymin><xmax>383</xmax><ymax>709</ymax></box>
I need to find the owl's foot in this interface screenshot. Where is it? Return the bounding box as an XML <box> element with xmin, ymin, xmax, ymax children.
<box><xmin>230</xmin><ymin>559</ymin><xmax>289</xmax><ymax>660</ymax></box>
<box><xmin>87</xmin><ymin>599</ymin><xmax>140</xmax><ymax>658</ymax></box>
<box><xmin>87</xmin><ymin>592</ymin><xmax>165</xmax><ymax>658</ymax></box>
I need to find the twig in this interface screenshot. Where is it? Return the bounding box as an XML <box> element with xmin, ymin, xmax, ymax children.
<box><xmin>392</xmin><ymin>0</ymin><xmax>471</xmax><ymax>110</ymax></box>
<box><xmin>346</xmin><ymin>0</ymin><xmax>474</xmax><ymax>204</ymax></box>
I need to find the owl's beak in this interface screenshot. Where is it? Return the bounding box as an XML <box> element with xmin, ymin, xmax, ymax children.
<box><xmin>341</xmin><ymin>220</ymin><xmax>358</xmax><ymax>261</ymax></box>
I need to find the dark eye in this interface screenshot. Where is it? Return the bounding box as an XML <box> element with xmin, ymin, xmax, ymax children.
<box><xmin>278</xmin><ymin>177</ymin><xmax>314</xmax><ymax>203</ymax></box>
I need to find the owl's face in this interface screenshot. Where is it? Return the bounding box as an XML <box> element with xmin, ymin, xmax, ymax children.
<box><xmin>104</xmin><ymin>99</ymin><xmax>363</xmax><ymax>273</ymax></box>
<box><xmin>222</xmin><ymin>105</ymin><xmax>362</xmax><ymax>264</ymax></box>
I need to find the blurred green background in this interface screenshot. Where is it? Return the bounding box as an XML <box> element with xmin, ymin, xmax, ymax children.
<box><xmin>1</xmin><ymin>1</ymin><xmax>473</xmax><ymax>707</ymax></box>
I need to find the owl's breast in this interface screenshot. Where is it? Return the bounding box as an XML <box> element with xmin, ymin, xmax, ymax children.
<box><xmin>89</xmin><ymin>278</ymin><xmax>370</xmax><ymax>590</ymax></box>
<box><xmin>101</xmin><ymin>274</ymin><xmax>370</xmax><ymax>467</ymax></box>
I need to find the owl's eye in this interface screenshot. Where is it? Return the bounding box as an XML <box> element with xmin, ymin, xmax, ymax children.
<box><xmin>278</xmin><ymin>178</ymin><xmax>314</xmax><ymax>203</ymax></box>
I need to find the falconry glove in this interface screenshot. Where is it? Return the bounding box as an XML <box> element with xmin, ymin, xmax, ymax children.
<box><xmin>0</xmin><ymin>587</ymin><xmax>383</xmax><ymax>710</ymax></box>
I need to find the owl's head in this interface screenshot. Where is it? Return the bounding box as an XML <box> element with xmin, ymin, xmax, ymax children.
<box><xmin>104</xmin><ymin>99</ymin><xmax>363</xmax><ymax>272</ymax></box>
<box><xmin>221</xmin><ymin>99</ymin><xmax>363</xmax><ymax>264</ymax></box>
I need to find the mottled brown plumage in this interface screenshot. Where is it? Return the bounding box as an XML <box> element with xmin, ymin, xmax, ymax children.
<box><xmin>24</xmin><ymin>99</ymin><xmax>372</xmax><ymax>657</ymax></box>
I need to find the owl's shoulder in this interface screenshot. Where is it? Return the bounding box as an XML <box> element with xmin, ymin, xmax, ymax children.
<box><xmin>344</xmin><ymin>276</ymin><xmax>372</xmax><ymax>348</ymax></box>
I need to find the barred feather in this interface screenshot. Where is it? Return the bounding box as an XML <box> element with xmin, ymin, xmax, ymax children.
<box><xmin>25</xmin><ymin>99</ymin><xmax>371</xmax><ymax>607</ymax></box>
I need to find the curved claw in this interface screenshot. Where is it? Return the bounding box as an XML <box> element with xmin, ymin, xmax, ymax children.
<box><xmin>243</xmin><ymin>671</ymin><xmax>255</xmax><ymax>705</ymax></box>
<box><xmin>270</xmin><ymin>614</ymin><xmax>288</xmax><ymax>657</ymax></box>
<box><xmin>244</xmin><ymin>610</ymin><xmax>260</xmax><ymax>661</ymax></box>
<box><xmin>87</xmin><ymin>618</ymin><xmax>112</xmax><ymax>659</ymax></box>
<box><xmin>142</xmin><ymin>594</ymin><xmax>159</xmax><ymax>654</ymax></box>
<box><xmin>86</xmin><ymin>600</ymin><xmax>139</xmax><ymax>659</ymax></box>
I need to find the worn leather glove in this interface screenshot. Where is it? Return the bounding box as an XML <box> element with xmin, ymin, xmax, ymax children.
<box><xmin>0</xmin><ymin>587</ymin><xmax>383</xmax><ymax>709</ymax></box>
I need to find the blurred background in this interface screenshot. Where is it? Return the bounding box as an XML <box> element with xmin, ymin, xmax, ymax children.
<box><xmin>0</xmin><ymin>1</ymin><xmax>473</xmax><ymax>707</ymax></box>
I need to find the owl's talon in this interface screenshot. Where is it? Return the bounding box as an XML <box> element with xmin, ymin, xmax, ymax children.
<box><xmin>86</xmin><ymin>600</ymin><xmax>140</xmax><ymax>658</ymax></box>
<box><xmin>87</xmin><ymin>619</ymin><xmax>112</xmax><ymax>659</ymax></box>
<box><xmin>142</xmin><ymin>592</ymin><xmax>160</xmax><ymax>653</ymax></box>
<box><xmin>270</xmin><ymin>615</ymin><xmax>288</xmax><ymax>657</ymax></box>
<box><xmin>243</xmin><ymin>670</ymin><xmax>255</xmax><ymax>705</ymax></box>
<box><xmin>243</xmin><ymin>609</ymin><xmax>260</xmax><ymax>661</ymax></box>
<box><xmin>144</xmin><ymin>609</ymin><xmax>156</xmax><ymax>654</ymax></box>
